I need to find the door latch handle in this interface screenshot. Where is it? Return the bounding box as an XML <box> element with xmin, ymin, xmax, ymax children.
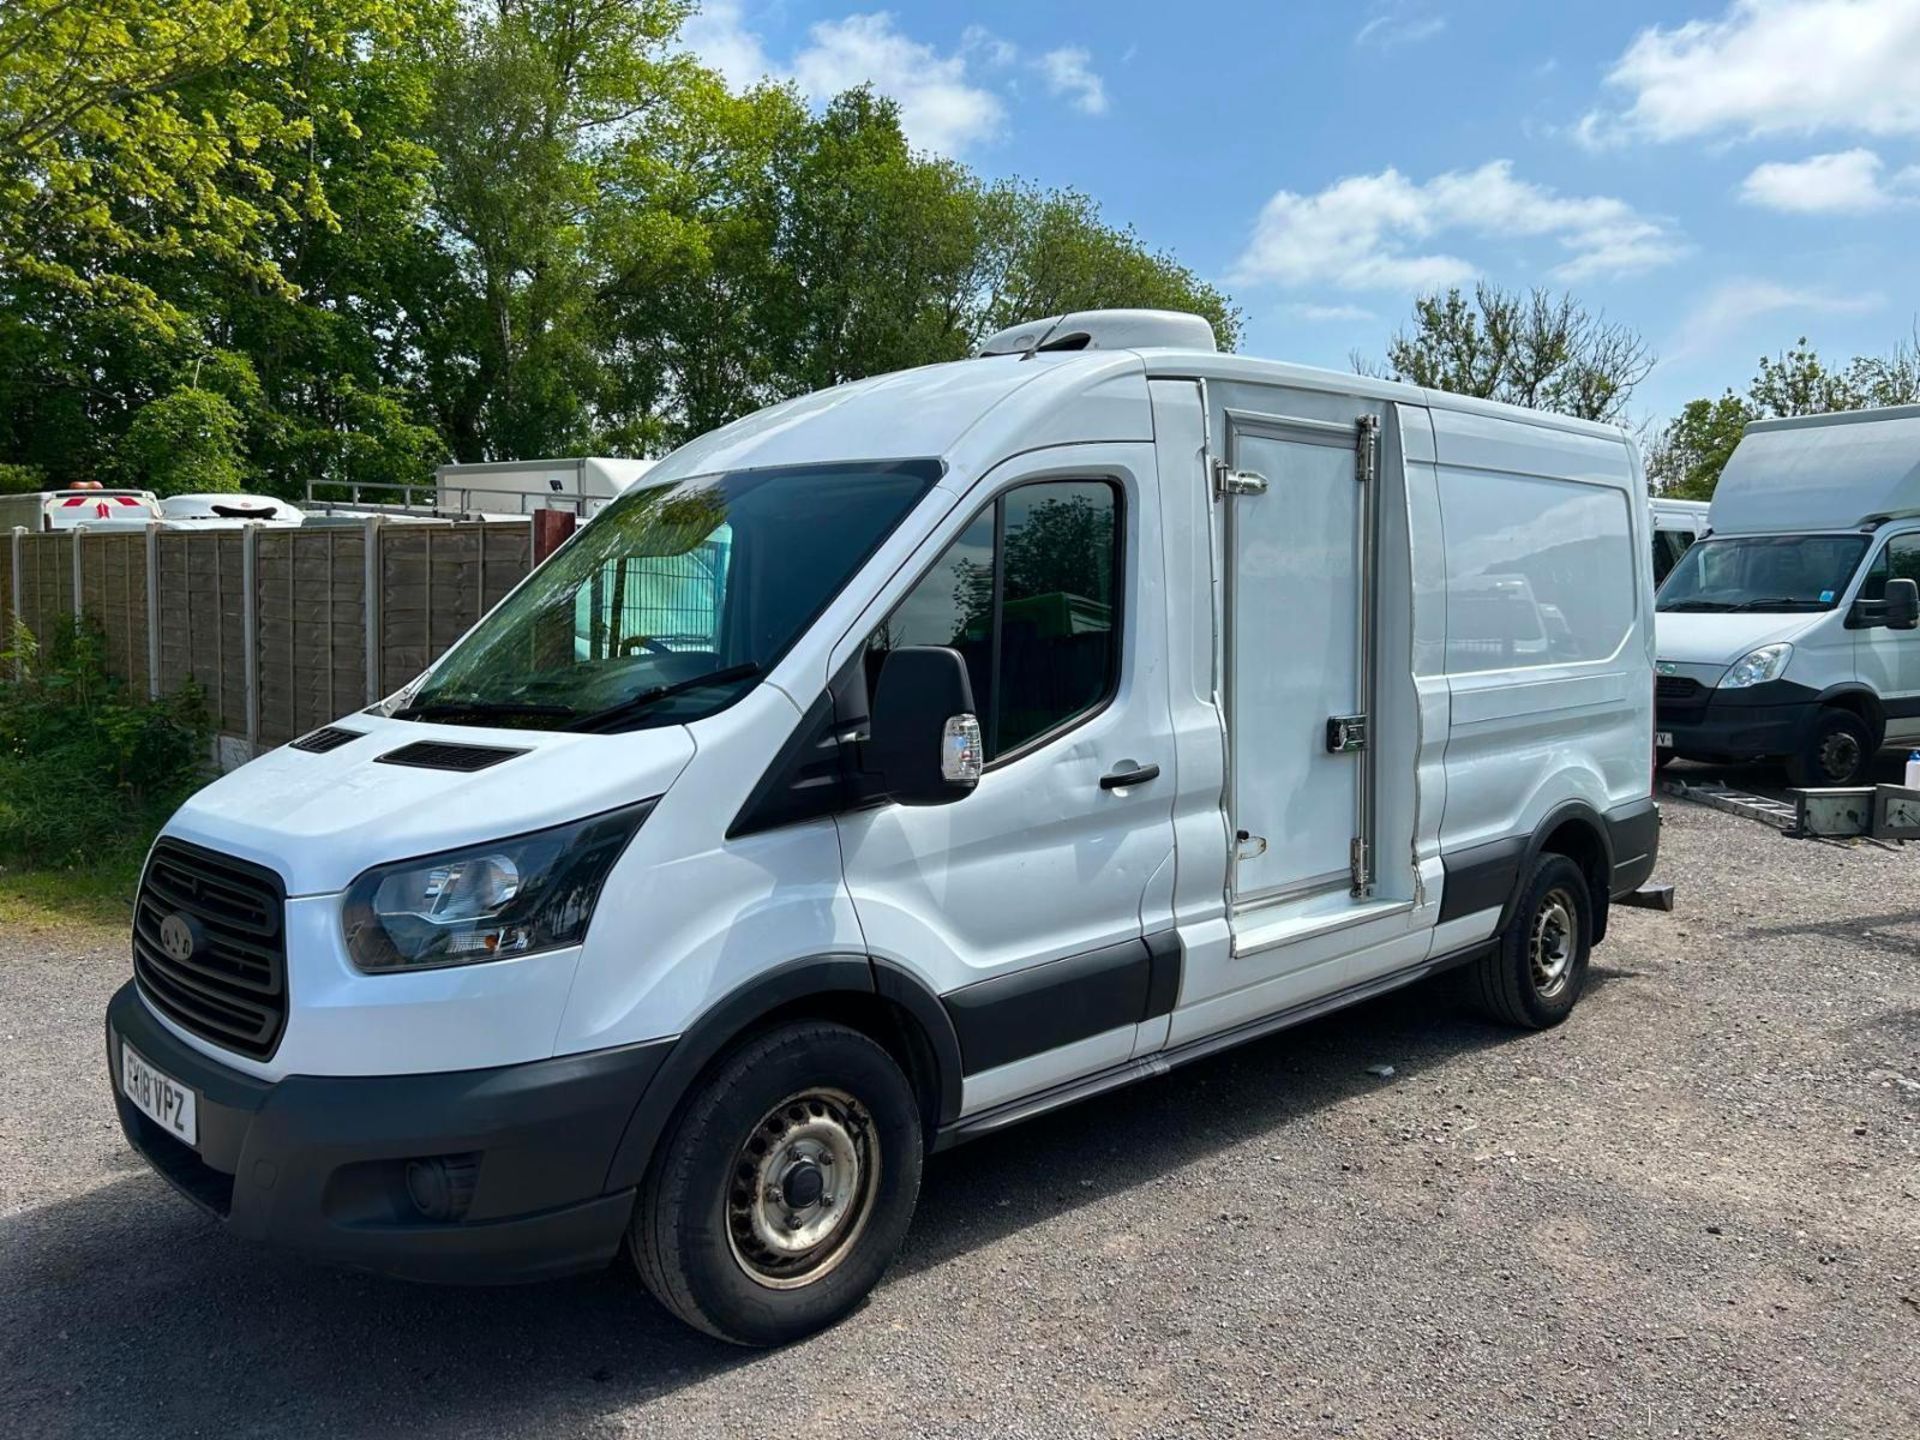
<box><xmin>1099</xmin><ymin>762</ymin><xmax>1161</xmax><ymax>790</ymax></box>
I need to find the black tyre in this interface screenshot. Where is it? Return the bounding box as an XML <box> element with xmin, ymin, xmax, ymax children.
<box><xmin>1785</xmin><ymin>708</ymin><xmax>1875</xmax><ymax>788</ymax></box>
<box><xmin>1470</xmin><ymin>853</ymin><xmax>1592</xmax><ymax>1029</ymax></box>
<box><xmin>631</xmin><ymin>1020</ymin><xmax>923</xmax><ymax>1346</ymax></box>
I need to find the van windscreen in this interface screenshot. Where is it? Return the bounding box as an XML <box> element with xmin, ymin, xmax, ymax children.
<box><xmin>1656</xmin><ymin>534</ymin><xmax>1869</xmax><ymax>614</ymax></box>
<box><xmin>389</xmin><ymin>459</ymin><xmax>940</xmax><ymax>732</ymax></box>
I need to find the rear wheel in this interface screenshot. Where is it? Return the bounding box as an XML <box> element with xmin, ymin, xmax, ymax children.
<box><xmin>1785</xmin><ymin>708</ymin><xmax>1875</xmax><ymax>788</ymax></box>
<box><xmin>631</xmin><ymin>1020</ymin><xmax>923</xmax><ymax>1346</ymax></box>
<box><xmin>1470</xmin><ymin>853</ymin><xmax>1592</xmax><ymax>1029</ymax></box>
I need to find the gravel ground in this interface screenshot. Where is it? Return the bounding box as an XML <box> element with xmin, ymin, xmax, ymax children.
<box><xmin>4</xmin><ymin>799</ymin><xmax>1918</xmax><ymax>1440</ymax></box>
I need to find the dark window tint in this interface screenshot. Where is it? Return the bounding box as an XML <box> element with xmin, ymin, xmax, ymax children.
<box><xmin>1653</xmin><ymin>528</ymin><xmax>1696</xmax><ymax>586</ymax></box>
<box><xmin>870</xmin><ymin>480</ymin><xmax>1120</xmax><ymax>760</ymax></box>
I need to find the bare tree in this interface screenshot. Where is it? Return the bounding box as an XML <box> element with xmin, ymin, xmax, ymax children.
<box><xmin>1360</xmin><ymin>283</ymin><xmax>1653</xmax><ymax>424</ymax></box>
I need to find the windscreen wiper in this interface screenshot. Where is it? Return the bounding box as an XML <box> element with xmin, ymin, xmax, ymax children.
<box><xmin>1658</xmin><ymin>599</ymin><xmax>1736</xmax><ymax>612</ymax></box>
<box><xmin>392</xmin><ymin>698</ymin><xmax>578</xmax><ymax>724</ymax></box>
<box><xmin>1724</xmin><ymin>597</ymin><xmax>1821</xmax><ymax>611</ymax></box>
<box><xmin>567</xmin><ymin>662</ymin><xmax>763</xmax><ymax>733</ymax></box>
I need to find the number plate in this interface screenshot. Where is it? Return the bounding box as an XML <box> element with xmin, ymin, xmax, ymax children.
<box><xmin>1656</xmin><ymin>731</ymin><xmax>1674</xmax><ymax>749</ymax></box>
<box><xmin>120</xmin><ymin>1042</ymin><xmax>198</xmax><ymax>1147</ymax></box>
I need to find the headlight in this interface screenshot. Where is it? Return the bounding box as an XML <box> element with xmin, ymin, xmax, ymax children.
<box><xmin>343</xmin><ymin>802</ymin><xmax>653</xmax><ymax>972</ymax></box>
<box><xmin>1718</xmin><ymin>643</ymin><xmax>1793</xmax><ymax>690</ymax></box>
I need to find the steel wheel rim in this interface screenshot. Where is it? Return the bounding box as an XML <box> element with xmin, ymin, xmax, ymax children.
<box><xmin>1529</xmin><ymin>888</ymin><xmax>1577</xmax><ymax>999</ymax></box>
<box><xmin>1819</xmin><ymin>729</ymin><xmax>1861</xmax><ymax>783</ymax></box>
<box><xmin>725</xmin><ymin>1087</ymin><xmax>880</xmax><ymax>1291</ymax></box>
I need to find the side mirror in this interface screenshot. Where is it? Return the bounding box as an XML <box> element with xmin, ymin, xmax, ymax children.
<box><xmin>1851</xmin><ymin>576</ymin><xmax>1920</xmax><ymax>630</ymax></box>
<box><xmin>1887</xmin><ymin>577</ymin><xmax>1919</xmax><ymax>630</ymax></box>
<box><xmin>867</xmin><ymin>646</ymin><xmax>982</xmax><ymax>806</ymax></box>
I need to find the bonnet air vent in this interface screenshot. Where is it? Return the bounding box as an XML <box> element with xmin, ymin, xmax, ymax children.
<box><xmin>290</xmin><ymin>726</ymin><xmax>365</xmax><ymax>754</ymax></box>
<box><xmin>375</xmin><ymin>740</ymin><xmax>529</xmax><ymax>772</ymax></box>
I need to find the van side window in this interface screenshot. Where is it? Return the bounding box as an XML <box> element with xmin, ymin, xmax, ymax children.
<box><xmin>1856</xmin><ymin>534</ymin><xmax>1920</xmax><ymax>602</ymax></box>
<box><xmin>1438</xmin><ymin>472</ymin><xmax>1633</xmax><ymax>674</ymax></box>
<box><xmin>869</xmin><ymin>480</ymin><xmax>1121</xmax><ymax>760</ymax></box>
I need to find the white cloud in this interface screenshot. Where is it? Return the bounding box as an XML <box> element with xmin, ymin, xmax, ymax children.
<box><xmin>1739</xmin><ymin>148</ymin><xmax>1920</xmax><ymax>211</ymax></box>
<box><xmin>1355</xmin><ymin>4</ymin><xmax>1446</xmax><ymax>48</ymax></box>
<box><xmin>1231</xmin><ymin>160</ymin><xmax>1686</xmax><ymax>292</ymax></box>
<box><xmin>1289</xmin><ymin>303</ymin><xmax>1379</xmax><ymax>323</ymax></box>
<box><xmin>1038</xmin><ymin>47</ymin><xmax>1108</xmax><ymax>115</ymax></box>
<box><xmin>1665</xmin><ymin>277</ymin><xmax>1885</xmax><ymax>361</ymax></box>
<box><xmin>1581</xmin><ymin>0</ymin><xmax>1920</xmax><ymax>146</ymax></box>
<box><xmin>788</xmin><ymin>15</ymin><xmax>1006</xmax><ymax>156</ymax></box>
<box><xmin>681</xmin><ymin>0</ymin><xmax>771</xmax><ymax>91</ymax></box>
<box><xmin>681</xmin><ymin>8</ymin><xmax>1112</xmax><ymax>153</ymax></box>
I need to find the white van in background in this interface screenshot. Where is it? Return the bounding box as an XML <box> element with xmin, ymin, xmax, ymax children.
<box><xmin>1655</xmin><ymin>405</ymin><xmax>1920</xmax><ymax>785</ymax></box>
<box><xmin>106</xmin><ymin>310</ymin><xmax>1658</xmax><ymax>1346</ymax></box>
<box><xmin>157</xmin><ymin>493</ymin><xmax>306</xmax><ymax>528</ymax></box>
<box><xmin>0</xmin><ymin>483</ymin><xmax>162</xmax><ymax>531</ymax></box>
<box><xmin>1651</xmin><ymin>496</ymin><xmax>1707</xmax><ymax>586</ymax></box>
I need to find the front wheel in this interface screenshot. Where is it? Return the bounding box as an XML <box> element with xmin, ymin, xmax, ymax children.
<box><xmin>630</xmin><ymin>1020</ymin><xmax>924</xmax><ymax>1346</ymax></box>
<box><xmin>1785</xmin><ymin>708</ymin><xmax>1875</xmax><ymax>788</ymax></box>
<box><xmin>1469</xmin><ymin>853</ymin><xmax>1593</xmax><ymax>1029</ymax></box>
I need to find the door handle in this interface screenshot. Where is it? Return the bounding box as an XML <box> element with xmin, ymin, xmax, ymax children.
<box><xmin>1099</xmin><ymin>762</ymin><xmax>1161</xmax><ymax>790</ymax></box>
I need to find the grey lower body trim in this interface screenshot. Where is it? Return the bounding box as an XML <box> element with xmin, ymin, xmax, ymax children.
<box><xmin>931</xmin><ymin>937</ymin><xmax>1493</xmax><ymax>1152</ymax></box>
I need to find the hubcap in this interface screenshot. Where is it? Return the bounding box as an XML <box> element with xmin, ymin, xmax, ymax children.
<box><xmin>1820</xmin><ymin>729</ymin><xmax>1861</xmax><ymax>783</ymax></box>
<box><xmin>1529</xmin><ymin>888</ymin><xmax>1577</xmax><ymax>999</ymax></box>
<box><xmin>726</xmin><ymin>1088</ymin><xmax>879</xmax><ymax>1290</ymax></box>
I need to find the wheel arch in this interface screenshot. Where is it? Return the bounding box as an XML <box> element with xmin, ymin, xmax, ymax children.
<box><xmin>601</xmin><ymin>955</ymin><xmax>963</xmax><ymax>1195</ymax></box>
<box><xmin>1507</xmin><ymin>801</ymin><xmax>1614</xmax><ymax>945</ymax></box>
<box><xmin>1812</xmin><ymin>684</ymin><xmax>1885</xmax><ymax>741</ymax></box>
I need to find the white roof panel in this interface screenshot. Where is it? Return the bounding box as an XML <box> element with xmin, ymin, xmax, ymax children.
<box><xmin>1710</xmin><ymin>405</ymin><xmax>1920</xmax><ymax>534</ymax></box>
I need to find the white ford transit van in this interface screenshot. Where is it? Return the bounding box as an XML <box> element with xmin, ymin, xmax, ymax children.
<box><xmin>1655</xmin><ymin>406</ymin><xmax>1920</xmax><ymax>785</ymax></box>
<box><xmin>107</xmin><ymin>310</ymin><xmax>1658</xmax><ymax>1345</ymax></box>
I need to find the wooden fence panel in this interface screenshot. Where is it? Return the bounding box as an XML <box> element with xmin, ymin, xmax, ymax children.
<box><xmin>16</xmin><ymin>533</ymin><xmax>74</xmax><ymax>649</ymax></box>
<box><xmin>255</xmin><ymin>528</ymin><xmax>368</xmax><ymax>746</ymax></box>
<box><xmin>155</xmin><ymin>531</ymin><xmax>247</xmax><ymax>735</ymax></box>
<box><xmin>80</xmin><ymin>533</ymin><xmax>150</xmax><ymax>697</ymax></box>
<box><xmin>0</xmin><ymin>533</ymin><xmax>13</xmax><ymax>641</ymax></box>
<box><xmin>378</xmin><ymin>522</ymin><xmax>533</xmax><ymax>697</ymax></box>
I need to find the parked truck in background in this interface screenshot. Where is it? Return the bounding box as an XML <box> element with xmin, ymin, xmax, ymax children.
<box><xmin>1655</xmin><ymin>405</ymin><xmax>1920</xmax><ymax>785</ymax></box>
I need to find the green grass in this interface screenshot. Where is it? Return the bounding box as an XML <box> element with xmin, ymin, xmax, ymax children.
<box><xmin>0</xmin><ymin>858</ymin><xmax>140</xmax><ymax>933</ymax></box>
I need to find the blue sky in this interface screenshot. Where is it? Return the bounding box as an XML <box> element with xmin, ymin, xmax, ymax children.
<box><xmin>683</xmin><ymin>0</ymin><xmax>1920</xmax><ymax>427</ymax></box>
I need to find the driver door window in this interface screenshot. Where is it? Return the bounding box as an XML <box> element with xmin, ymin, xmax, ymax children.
<box><xmin>867</xmin><ymin>480</ymin><xmax>1121</xmax><ymax>762</ymax></box>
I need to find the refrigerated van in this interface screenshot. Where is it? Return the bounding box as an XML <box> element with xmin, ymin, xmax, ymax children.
<box><xmin>1655</xmin><ymin>405</ymin><xmax>1920</xmax><ymax>785</ymax></box>
<box><xmin>107</xmin><ymin>309</ymin><xmax>1659</xmax><ymax>1345</ymax></box>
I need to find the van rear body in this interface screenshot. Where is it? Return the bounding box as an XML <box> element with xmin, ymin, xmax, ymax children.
<box><xmin>106</xmin><ymin>311</ymin><xmax>1657</xmax><ymax>1344</ymax></box>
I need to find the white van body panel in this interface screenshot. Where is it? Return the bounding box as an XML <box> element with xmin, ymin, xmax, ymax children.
<box><xmin>138</xmin><ymin>337</ymin><xmax>1655</xmax><ymax>1112</ymax></box>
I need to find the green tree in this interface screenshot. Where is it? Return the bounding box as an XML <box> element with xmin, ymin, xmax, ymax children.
<box><xmin>1363</xmin><ymin>283</ymin><xmax>1652</xmax><ymax>423</ymax></box>
<box><xmin>119</xmin><ymin>387</ymin><xmax>249</xmax><ymax>495</ymax></box>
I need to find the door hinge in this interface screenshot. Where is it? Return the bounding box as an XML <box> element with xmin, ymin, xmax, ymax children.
<box><xmin>1213</xmin><ymin>459</ymin><xmax>1268</xmax><ymax>498</ymax></box>
<box><xmin>1355</xmin><ymin>414</ymin><xmax>1379</xmax><ymax>484</ymax></box>
<box><xmin>1349</xmin><ymin>837</ymin><xmax>1372</xmax><ymax>896</ymax></box>
<box><xmin>1325</xmin><ymin>713</ymin><xmax>1368</xmax><ymax>753</ymax></box>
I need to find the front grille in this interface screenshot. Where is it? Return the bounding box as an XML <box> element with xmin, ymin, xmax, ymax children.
<box><xmin>1656</xmin><ymin>674</ymin><xmax>1709</xmax><ymax>725</ymax></box>
<box><xmin>290</xmin><ymin>725</ymin><xmax>364</xmax><ymax>753</ymax></box>
<box><xmin>375</xmin><ymin>740</ymin><xmax>527</xmax><ymax>772</ymax></box>
<box><xmin>132</xmin><ymin>841</ymin><xmax>288</xmax><ymax>1060</ymax></box>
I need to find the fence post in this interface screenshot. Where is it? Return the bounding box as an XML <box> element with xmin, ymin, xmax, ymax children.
<box><xmin>71</xmin><ymin>525</ymin><xmax>84</xmax><ymax>618</ymax></box>
<box><xmin>9</xmin><ymin>527</ymin><xmax>22</xmax><ymax>679</ymax></box>
<box><xmin>145</xmin><ymin>522</ymin><xmax>161</xmax><ymax>699</ymax></box>
<box><xmin>242</xmin><ymin>522</ymin><xmax>260</xmax><ymax>750</ymax></box>
<box><xmin>363</xmin><ymin>513</ymin><xmax>383</xmax><ymax>704</ymax></box>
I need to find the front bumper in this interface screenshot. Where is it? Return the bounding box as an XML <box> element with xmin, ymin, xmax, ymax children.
<box><xmin>107</xmin><ymin>982</ymin><xmax>671</xmax><ymax>1284</ymax></box>
<box><xmin>1657</xmin><ymin>682</ymin><xmax>1818</xmax><ymax>761</ymax></box>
